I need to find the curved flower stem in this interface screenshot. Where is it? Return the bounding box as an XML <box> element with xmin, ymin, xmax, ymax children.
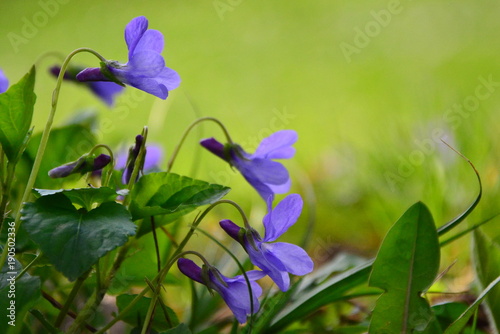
<box><xmin>87</xmin><ymin>144</ymin><xmax>115</xmax><ymax>187</ymax></box>
<box><xmin>195</xmin><ymin>227</ymin><xmax>256</xmax><ymax>333</ymax></box>
<box><xmin>0</xmin><ymin>48</ymin><xmax>107</xmax><ymax>270</ymax></box>
<box><xmin>166</xmin><ymin>117</ymin><xmax>233</xmax><ymax>173</ymax></box>
<box><xmin>172</xmin><ymin>199</ymin><xmax>250</xmax><ymax>261</ymax></box>
<box><xmin>140</xmin><ymin>200</ymin><xmax>249</xmax><ymax>334</ymax></box>
<box><xmin>95</xmin><ymin>250</ymin><xmax>203</xmax><ymax>334</ymax></box>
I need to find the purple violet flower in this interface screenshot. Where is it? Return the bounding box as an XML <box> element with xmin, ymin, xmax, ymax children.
<box><xmin>50</xmin><ymin>66</ymin><xmax>123</xmax><ymax>106</ymax></box>
<box><xmin>0</xmin><ymin>69</ymin><xmax>9</xmax><ymax>93</ymax></box>
<box><xmin>177</xmin><ymin>258</ymin><xmax>265</xmax><ymax>323</ymax></box>
<box><xmin>48</xmin><ymin>154</ymin><xmax>111</xmax><ymax>178</ymax></box>
<box><xmin>220</xmin><ymin>194</ymin><xmax>314</xmax><ymax>291</ymax></box>
<box><xmin>200</xmin><ymin>130</ymin><xmax>297</xmax><ymax>202</ymax></box>
<box><xmin>76</xmin><ymin>16</ymin><xmax>180</xmax><ymax>99</ymax></box>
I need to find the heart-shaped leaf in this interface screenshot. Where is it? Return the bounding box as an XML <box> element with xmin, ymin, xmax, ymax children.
<box><xmin>368</xmin><ymin>202</ymin><xmax>440</xmax><ymax>334</ymax></box>
<box><xmin>0</xmin><ymin>66</ymin><xmax>36</xmax><ymax>161</ymax></box>
<box><xmin>129</xmin><ymin>172</ymin><xmax>230</xmax><ymax>235</ymax></box>
<box><xmin>21</xmin><ymin>193</ymin><xmax>136</xmax><ymax>281</ymax></box>
<box><xmin>33</xmin><ymin>187</ymin><xmax>120</xmax><ymax>211</ymax></box>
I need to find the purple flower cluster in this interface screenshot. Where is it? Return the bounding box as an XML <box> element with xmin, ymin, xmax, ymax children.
<box><xmin>178</xmin><ymin>130</ymin><xmax>313</xmax><ymax>324</ymax></box>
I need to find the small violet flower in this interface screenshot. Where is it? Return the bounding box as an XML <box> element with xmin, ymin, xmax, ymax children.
<box><xmin>49</xmin><ymin>154</ymin><xmax>111</xmax><ymax>178</ymax></box>
<box><xmin>200</xmin><ymin>130</ymin><xmax>297</xmax><ymax>202</ymax></box>
<box><xmin>220</xmin><ymin>194</ymin><xmax>314</xmax><ymax>291</ymax></box>
<box><xmin>76</xmin><ymin>16</ymin><xmax>180</xmax><ymax>99</ymax></box>
<box><xmin>177</xmin><ymin>258</ymin><xmax>265</xmax><ymax>323</ymax></box>
<box><xmin>0</xmin><ymin>68</ymin><xmax>9</xmax><ymax>93</ymax></box>
<box><xmin>50</xmin><ymin>65</ymin><xmax>123</xmax><ymax>106</ymax></box>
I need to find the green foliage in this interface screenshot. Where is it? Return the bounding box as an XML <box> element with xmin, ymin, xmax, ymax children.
<box><xmin>0</xmin><ymin>66</ymin><xmax>36</xmax><ymax>161</ymax></box>
<box><xmin>368</xmin><ymin>202</ymin><xmax>440</xmax><ymax>334</ymax></box>
<box><xmin>472</xmin><ymin>229</ymin><xmax>500</xmax><ymax>332</ymax></box>
<box><xmin>20</xmin><ymin>193</ymin><xmax>135</xmax><ymax>281</ymax></box>
<box><xmin>267</xmin><ymin>259</ymin><xmax>373</xmax><ymax>333</ymax></box>
<box><xmin>116</xmin><ymin>294</ymin><xmax>180</xmax><ymax>331</ymax></box>
<box><xmin>33</xmin><ymin>187</ymin><xmax>121</xmax><ymax>211</ymax></box>
<box><xmin>444</xmin><ymin>275</ymin><xmax>500</xmax><ymax>334</ymax></box>
<box><xmin>129</xmin><ymin>172</ymin><xmax>230</xmax><ymax>235</ymax></box>
<box><xmin>23</xmin><ymin>124</ymin><xmax>96</xmax><ymax>188</ymax></box>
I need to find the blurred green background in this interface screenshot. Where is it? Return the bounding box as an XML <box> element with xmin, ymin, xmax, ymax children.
<box><xmin>1</xmin><ymin>0</ymin><xmax>500</xmax><ymax>283</ymax></box>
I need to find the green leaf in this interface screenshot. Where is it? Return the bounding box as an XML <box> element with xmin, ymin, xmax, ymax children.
<box><xmin>368</xmin><ymin>202</ymin><xmax>440</xmax><ymax>334</ymax></box>
<box><xmin>0</xmin><ymin>247</ymin><xmax>41</xmax><ymax>334</ymax></box>
<box><xmin>159</xmin><ymin>323</ymin><xmax>192</xmax><ymax>334</ymax></box>
<box><xmin>433</xmin><ymin>302</ymin><xmax>468</xmax><ymax>331</ymax></box>
<box><xmin>116</xmin><ymin>294</ymin><xmax>179</xmax><ymax>331</ymax></box>
<box><xmin>33</xmin><ymin>187</ymin><xmax>120</xmax><ymax>211</ymax></box>
<box><xmin>129</xmin><ymin>172</ymin><xmax>230</xmax><ymax>235</ymax></box>
<box><xmin>0</xmin><ymin>66</ymin><xmax>36</xmax><ymax>161</ymax></box>
<box><xmin>444</xmin><ymin>275</ymin><xmax>500</xmax><ymax>334</ymax></box>
<box><xmin>267</xmin><ymin>260</ymin><xmax>373</xmax><ymax>333</ymax></box>
<box><xmin>22</xmin><ymin>124</ymin><xmax>96</xmax><ymax>188</ymax></box>
<box><xmin>20</xmin><ymin>193</ymin><xmax>136</xmax><ymax>281</ymax></box>
<box><xmin>472</xmin><ymin>229</ymin><xmax>500</xmax><ymax>332</ymax></box>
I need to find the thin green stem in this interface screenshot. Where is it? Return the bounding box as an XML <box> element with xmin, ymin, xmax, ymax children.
<box><xmin>174</xmin><ymin>199</ymin><xmax>250</xmax><ymax>263</ymax></box>
<box><xmin>15</xmin><ymin>252</ymin><xmax>42</xmax><ymax>282</ymax></box>
<box><xmin>166</xmin><ymin>117</ymin><xmax>233</xmax><ymax>173</ymax></box>
<box><xmin>151</xmin><ymin>216</ymin><xmax>161</xmax><ymax>273</ymax></box>
<box><xmin>139</xmin><ymin>201</ymin><xmax>249</xmax><ymax>334</ymax></box>
<box><xmin>96</xmin><ymin>250</ymin><xmax>202</xmax><ymax>334</ymax></box>
<box><xmin>0</xmin><ymin>48</ymin><xmax>107</xmax><ymax>271</ymax></box>
<box><xmin>87</xmin><ymin>144</ymin><xmax>115</xmax><ymax>187</ymax></box>
<box><xmin>195</xmin><ymin>227</ymin><xmax>255</xmax><ymax>332</ymax></box>
<box><xmin>54</xmin><ymin>270</ymin><xmax>92</xmax><ymax>328</ymax></box>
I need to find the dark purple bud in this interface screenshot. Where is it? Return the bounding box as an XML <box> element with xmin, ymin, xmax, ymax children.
<box><xmin>122</xmin><ymin>135</ymin><xmax>145</xmax><ymax>184</ymax></box>
<box><xmin>177</xmin><ymin>258</ymin><xmax>204</xmax><ymax>284</ymax></box>
<box><xmin>76</xmin><ymin>67</ymin><xmax>109</xmax><ymax>82</ymax></box>
<box><xmin>92</xmin><ymin>154</ymin><xmax>112</xmax><ymax>171</ymax></box>
<box><xmin>48</xmin><ymin>161</ymin><xmax>79</xmax><ymax>178</ymax></box>
<box><xmin>219</xmin><ymin>220</ymin><xmax>242</xmax><ymax>241</ymax></box>
<box><xmin>200</xmin><ymin>138</ymin><xmax>227</xmax><ymax>161</ymax></box>
<box><xmin>48</xmin><ymin>154</ymin><xmax>111</xmax><ymax>178</ymax></box>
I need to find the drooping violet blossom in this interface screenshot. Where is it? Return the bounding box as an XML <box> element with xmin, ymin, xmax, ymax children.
<box><xmin>220</xmin><ymin>194</ymin><xmax>313</xmax><ymax>291</ymax></box>
<box><xmin>50</xmin><ymin>66</ymin><xmax>123</xmax><ymax>106</ymax></box>
<box><xmin>0</xmin><ymin>69</ymin><xmax>8</xmax><ymax>93</ymax></box>
<box><xmin>200</xmin><ymin>130</ymin><xmax>297</xmax><ymax>202</ymax></box>
<box><xmin>177</xmin><ymin>258</ymin><xmax>265</xmax><ymax>323</ymax></box>
<box><xmin>49</xmin><ymin>154</ymin><xmax>111</xmax><ymax>178</ymax></box>
<box><xmin>76</xmin><ymin>16</ymin><xmax>180</xmax><ymax>99</ymax></box>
